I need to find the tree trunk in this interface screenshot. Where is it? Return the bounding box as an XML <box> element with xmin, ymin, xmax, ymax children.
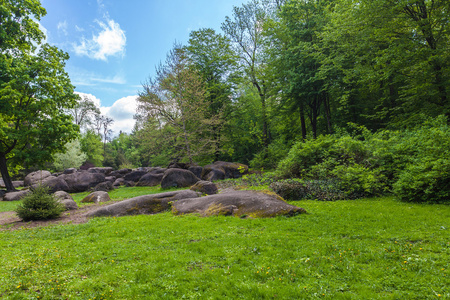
<box><xmin>324</xmin><ymin>94</ymin><xmax>333</xmax><ymax>134</ymax></box>
<box><xmin>0</xmin><ymin>153</ymin><xmax>16</xmax><ymax>192</ymax></box>
<box><xmin>299</xmin><ymin>102</ymin><xmax>307</xmax><ymax>141</ymax></box>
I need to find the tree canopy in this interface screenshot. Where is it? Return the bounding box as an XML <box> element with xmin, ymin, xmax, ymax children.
<box><xmin>0</xmin><ymin>0</ymin><xmax>79</xmax><ymax>191</ymax></box>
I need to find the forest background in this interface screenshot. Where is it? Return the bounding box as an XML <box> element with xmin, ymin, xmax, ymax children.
<box><xmin>1</xmin><ymin>0</ymin><xmax>449</xmax><ymax>202</ymax></box>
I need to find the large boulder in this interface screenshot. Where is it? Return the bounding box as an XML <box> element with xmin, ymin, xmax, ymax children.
<box><xmin>161</xmin><ymin>168</ymin><xmax>200</xmax><ymax>189</ymax></box>
<box><xmin>94</xmin><ymin>181</ymin><xmax>114</xmax><ymax>192</ymax></box>
<box><xmin>3</xmin><ymin>190</ymin><xmax>31</xmax><ymax>201</ymax></box>
<box><xmin>201</xmin><ymin>161</ymin><xmax>248</xmax><ymax>181</ymax></box>
<box><xmin>188</xmin><ymin>166</ymin><xmax>203</xmax><ymax>179</ymax></box>
<box><xmin>110</xmin><ymin>168</ymin><xmax>132</xmax><ymax>179</ymax></box>
<box><xmin>87</xmin><ymin>190</ymin><xmax>200</xmax><ymax>218</ymax></box>
<box><xmin>24</xmin><ymin>170</ymin><xmax>52</xmax><ymax>186</ymax></box>
<box><xmin>30</xmin><ymin>176</ymin><xmax>70</xmax><ymax>193</ymax></box>
<box><xmin>136</xmin><ymin>173</ymin><xmax>164</xmax><ymax>187</ymax></box>
<box><xmin>63</xmin><ymin>168</ymin><xmax>77</xmax><ymax>175</ymax></box>
<box><xmin>123</xmin><ymin>170</ymin><xmax>148</xmax><ymax>183</ymax></box>
<box><xmin>81</xmin><ymin>191</ymin><xmax>111</xmax><ymax>204</ymax></box>
<box><xmin>62</xmin><ymin>172</ymin><xmax>106</xmax><ymax>193</ymax></box>
<box><xmin>88</xmin><ymin>167</ymin><xmax>114</xmax><ymax>175</ymax></box>
<box><xmin>53</xmin><ymin>191</ymin><xmax>78</xmax><ymax>210</ymax></box>
<box><xmin>190</xmin><ymin>180</ymin><xmax>218</xmax><ymax>195</ymax></box>
<box><xmin>172</xmin><ymin>190</ymin><xmax>306</xmax><ymax>218</ymax></box>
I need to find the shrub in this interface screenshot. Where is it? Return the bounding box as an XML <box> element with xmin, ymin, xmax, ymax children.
<box><xmin>15</xmin><ymin>185</ymin><xmax>65</xmax><ymax>221</ymax></box>
<box><xmin>270</xmin><ymin>179</ymin><xmax>346</xmax><ymax>201</ymax></box>
<box><xmin>393</xmin><ymin>158</ymin><xmax>450</xmax><ymax>203</ymax></box>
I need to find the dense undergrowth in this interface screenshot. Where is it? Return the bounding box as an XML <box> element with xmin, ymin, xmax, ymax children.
<box><xmin>273</xmin><ymin>116</ymin><xmax>450</xmax><ymax>203</ymax></box>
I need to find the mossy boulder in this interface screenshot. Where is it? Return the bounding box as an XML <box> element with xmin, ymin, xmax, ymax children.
<box><xmin>172</xmin><ymin>190</ymin><xmax>306</xmax><ymax>218</ymax></box>
<box><xmin>87</xmin><ymin>190</ymin><xmax>200</xmax><ymax>218</ymax></box>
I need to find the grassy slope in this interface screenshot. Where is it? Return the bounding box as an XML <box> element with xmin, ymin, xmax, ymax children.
<box><xmin>0</xmin><ymin>190</ymin><xmax>449</xmax><ymax>299</ymax></box>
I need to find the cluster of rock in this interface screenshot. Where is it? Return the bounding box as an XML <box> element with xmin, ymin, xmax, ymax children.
<box><xmin>86</xmin><ymin>189</ymin><xmax>306</xmax><ymax>218</ymax></box>
<box><xmin>0</xmin><ymin>161</ymin><xmax>248</xmax><ymax>202</ymax></box>
<box><xmin>1</xmin><ymin>161</ymin><xmax>308</xmax><ymax>219</ymax></box>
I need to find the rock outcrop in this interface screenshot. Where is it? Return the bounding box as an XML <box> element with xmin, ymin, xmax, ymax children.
<box><xmin>87</xmin><ymin>190</ymin><xmax>200</xmax><ymax>217</ymax></box>
<box><xmin>172</xmin><ymin>190</ymin><xmax>306</xmax><ymax>218</ymax></box>
<box><xmin>161</xmin><ymin>168</ymin><xmax>200</xmax><ymax>189</ymax></box>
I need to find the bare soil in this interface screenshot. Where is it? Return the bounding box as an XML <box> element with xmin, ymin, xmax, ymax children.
<box><xmin>0</xmin><ymin>204</ymin><xmax>103</xmax><ymax>231</ymax></box>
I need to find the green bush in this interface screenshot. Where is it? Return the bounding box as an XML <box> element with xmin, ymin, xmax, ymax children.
<box><xmin>393</xmin><ymin>159</ymin><xmax>450</xmax><ymax>203</ymax></box>
<box><xmin>270</xmin><ymin>179</ymin><xmax>346</xmax><ymax>201</ymax></box>
<box><xmin>15</xmin><ymin>185</ymin><xmax>65</xmax><ymax>221</ymax></box>
<box><xmin>275</xmin><ymin>115</ymin><xmax>450</xmax><ymax>202</ymax></box>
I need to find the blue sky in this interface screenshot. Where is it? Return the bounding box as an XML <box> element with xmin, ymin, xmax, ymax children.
<box><xmin>39</xmin><ymin>0</ymin><xmax>244</xmax><ymax>134</ymax></box>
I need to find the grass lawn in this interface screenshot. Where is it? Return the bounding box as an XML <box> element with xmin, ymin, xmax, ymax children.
<box><xmin>0</xmin><ymin>189</ymin><xmax>449</xmax><ymax>299</ymax></box>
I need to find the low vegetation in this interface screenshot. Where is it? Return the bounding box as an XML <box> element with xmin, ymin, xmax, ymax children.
<box><xmin>15</xmin><ymin>186</ymin><xmax>65</xmax><ymax>222</ymax></box>
<box><xmin>0</xmin><ymin>185</ymin><xmax>449</xmax><ymax>299</ymax></box>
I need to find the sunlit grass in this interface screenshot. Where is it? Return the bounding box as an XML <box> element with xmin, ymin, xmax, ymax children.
<box><xmin>0</xmin><ymin>194</ymin><xmax>449</xmax><ymax>299</ymax></box>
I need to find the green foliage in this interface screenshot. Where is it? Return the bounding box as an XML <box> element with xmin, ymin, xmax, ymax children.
<box><xmin>393</xmin><ymin>159</ymin><xmax>450</xmax><ymax>204</ymax></box>
<box><xmin>1</xmin><ymin>1</ymin><xmax>79</xmax><ymax>191</ymax></box>
<box><xmin>270</xmin><ymin>179</ymin><xmax>346</xmax><ymax>201</ymax></box>
<box><xmin>52</xmin><ymin>139</ymin><xmax>87</xmax><ymax>171</ymax></box>
<box><xmin>14</xmin><ymin>185</ymin><xmax>65</xmax><ymax>221</ymax></box>
<box><xmin>276</xmin><ymin>116</ymin><xmax>450</xmax><ymax>202</ymax></box>
<box><xmin>80</xmin><ymin>130</ymin><xmax>103</xmax><ymax>166</ymax></box>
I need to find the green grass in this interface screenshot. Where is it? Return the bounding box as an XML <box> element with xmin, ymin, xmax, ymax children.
<box><xmin>0</xmin><ymin>191</ymin><xmax>449</xmax><ymax>299</ymax></box>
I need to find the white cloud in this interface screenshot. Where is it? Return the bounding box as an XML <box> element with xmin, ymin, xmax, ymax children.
<box><xmin>57</xmin><ymin>20</ymin><xmax>68</xmax><ymax>36</ymax></box>
<box><xmin>73</xmin><ymin>18</ymin><xmax>126</xmax><ymax>61</ymax></box>
<box><xmin>75</xmin><ymin>25</ymin><xmax>85</xmax><ymax>32</ymax></box>
<box><xmin>74</xmin><ymin>92</ymin><xmax>137</xmax><ymax>134</ymax></box>
<box><xmin>104</xmin><ymin>95</ymin><xmax>138</xmax><ymax>134</ymax></box>
<box><xmin>74</xmin><ymin>92</ymin><xmax>101</xmax><ymax>108</ymax></box>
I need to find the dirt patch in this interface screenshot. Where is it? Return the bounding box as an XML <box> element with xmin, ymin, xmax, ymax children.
<box><xmin>0</xmin><ymin>204</ymin><xmax>104</xmax><ymax>231</ymax></box>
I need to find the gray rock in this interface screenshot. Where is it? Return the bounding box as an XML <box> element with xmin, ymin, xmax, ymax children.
<box><xmin>4</xmin><ymin>190</ymin><xmax>31</xmax><ymax>201</ymax></box>
<box><xmin>13</xmin><ymin>181</ymin><xmax>24</xmax><ymax>188</ymax></box>
<box><xmin>62</xmin><ymin>171</ymin><xmax>106</xmax><ymax>193</ymax></box>
<box><xmin>94</xmin><ymin>181</ymin><xmax>114</xmax><ymax>192</ymax></box>
<box><xmin>53</xmin><ymin>191</ymin><xmax>78</xmax><ymax>210</ymax></box>
<box><xmin>190</xmin><ymin>180</ymin><xmax>218</xmax><ymax>195</ymax></box>
<box><xmin>24</xmin><ymin>170</ymin><xmax>52</xmax><ymax>186</ymax></box>
<box><xmin>32</xmin><ymin>176</ymin><xmax>69</xmax><ymax>193</ymax></box>
<box><xmin>113</xmin><ymin>178</ymin><xmax>125</xmax><ymax>187</ymax></box>
<box><xmin>123</xmin><ymin>170</ymin><xmax>147</xmax><ymax>182</ymax></box>
<box><xmin>81</xmin><ymin>191</ymin><xmax>111</xmax><ymax>204</ymax></box>
<box><xmin>88</xmin><ymin>167</ymin><xmax>114</xmax><ymax>175</ymax></box>
<box><xmin>172</xmin><ymin>190</ymin><xmax>306</xmax><ymax>218</ymax></box>
<box><xmin>136</xmin><ymin>173</ymin><xmax>163</xmax><ymax>187</ymax></box>
<box><xmin>63</xmin><ymin>168</ymin><xmax>77</xmax><ymax>174</ymax></box>
<box><xmin>201</xmin><ymin>161</ymin><xmax>248</xmax><ymax>181</ymax></box>
<box><xmin>188</xmin><ymin>166</ymin><xmax>203</xmax><ymax>178</ymax></box>
<box><xmin>161</xmin><ymin>168</ymin><xmax>200</xmax><ymax>189</ymax></box>
<box><xmin>87</xmin><ymin>190</ymin><xmax>200</xmax><ymax>218</ymax></box>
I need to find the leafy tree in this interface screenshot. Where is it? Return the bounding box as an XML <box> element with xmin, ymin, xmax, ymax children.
<box><xmin>222</xmin><ymin>0</ymin><xmax>272</xmax><ymax>147</ymax></box>
<box><xmin>322</xmin><ymin>0</ymin><xmax>450</xmax><ymax>128</ymax></box>
<box><xmin>1</xmin><ymin>46</ymin><xmax>79</xmax><ymax>191</ymax></box>
<box><xmin>138</xmin><ymin>45</ymin><xmax>216</xmax><ymax>164</ymax></box>
<box><xmin>67</xmin><ymin>94</ymin><xmax>101</xmax><ymax>130</ymax></box>
<box><xmin>185</xmin><ymin>28</ymin><xmax>238</xmax><ymax>160</ymax></box>
<box><xmin>52</xmin><ymin>139</ymin><xmax>87</xmax><ymax>171</ymax></box>
<box><xmin>79</xmin><ymin>130</ymin><xmax>104</xmax><ymax>167</ymax></box>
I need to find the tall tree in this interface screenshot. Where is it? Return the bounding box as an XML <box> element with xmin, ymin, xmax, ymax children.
<box><xmin>68</xmin><ymin>95</ymin><xmax>101</xmax><ymax>130</ymax></box>
<box><xmin>0</xmin><ymin>44</ymin><xmax>79</xmax><ymax>191</ymax></box>
<box><xmin>222</xmin><ymin>0</ymin><xmax>271</xmax><ymax>147</ymax></box>
<box><xmin>137</xmin><ymin>45</ymin><xmax>211</xmax><ymax>164</ymax></box>
<box><xmin>1</xmin><ymin>1</ymin><xmax>79</xmax><ymax>191</ymax></box>
<box><xmin>185</xmin><ymin>28</ymin><xmax>238</xmax><ymax>160</ymax></box>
